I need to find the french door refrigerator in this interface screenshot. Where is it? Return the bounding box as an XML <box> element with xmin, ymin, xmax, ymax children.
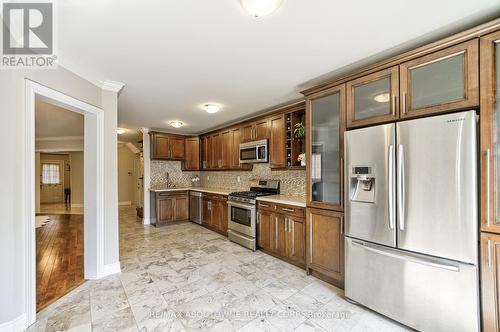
<box><xmin>344</xmin><ymin>110</ymin><xmax>479</xmax><ymax>332</ymax></box>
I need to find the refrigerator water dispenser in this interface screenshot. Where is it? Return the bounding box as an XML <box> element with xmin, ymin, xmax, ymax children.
<box><xmin>350</xmin><ymin>166</ymin><xmax>375</xmax><ymax>203</ymax></box>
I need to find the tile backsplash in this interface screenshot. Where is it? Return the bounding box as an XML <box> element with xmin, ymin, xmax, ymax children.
<box><xmin>150</xmin><ymin>160</ymin><xmax>199</xmax><ymax>188</ymax></box>
<box><xmin>150</xmin><ymin>161</ymin><xmax>306</xmax><ymax>197</ymax></box>
<box><xmin>200</xmin><ymin>164</ymin><xmax>306</xmax><ymax>198</ymax></box>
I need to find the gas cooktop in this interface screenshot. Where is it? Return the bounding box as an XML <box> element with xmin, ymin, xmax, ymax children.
<box><xmin>228</xmin><ymin>180</ymin><xmax>280</xmax><ymax>204</ymax></box>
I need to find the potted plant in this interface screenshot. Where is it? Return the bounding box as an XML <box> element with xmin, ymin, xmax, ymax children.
<box><xmin>294</xmin><ymin>122</ymin><xmax>305</xmax><ymax>141</ymax></box>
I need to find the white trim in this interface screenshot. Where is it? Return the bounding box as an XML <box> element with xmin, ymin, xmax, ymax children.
<box><xmin>24</xmin><ymin>80</ymin><xmax>106</xmax><ymax>328</ymax></box>
<box><xmin>143</xmin><ymin>218</ymin><xmax>151</xmax><ymax>225</ymax></box>
<box><xmin>101</xmin><ymin>80</ymin><xmax>125</xmax><ymax>94</ymax></box>
<box><xmin>0</xmin><ymin>314</ymin><xmax>26</xmax><ymax>332</ymax></box>
<box><xmin>119</xmin><ymin>201</ymin><xmax>132</xmax><ymax>206</ymax></box>
<box><xmin>101</xmin><ymin>261</ymin><xmax>121</xmax><ymax>277</ymax></box>
<box><xmin>36</xmin><ymin>136</ymin><xmax>84</xmax><ymax>142</ymax></box>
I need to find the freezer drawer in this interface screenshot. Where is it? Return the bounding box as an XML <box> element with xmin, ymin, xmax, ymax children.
<box><xmin>345</xmin><ymin>237</ymin><xmax>479</xmax><ymax>332</ymax></box>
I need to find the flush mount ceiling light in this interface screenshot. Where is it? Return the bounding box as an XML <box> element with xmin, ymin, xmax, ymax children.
<box><xmin>373</xmin><ymin>92</ymin><xmax>390</xmax><ymax>103</ymax></box>
<box><xmin>203</xmin><ymin>103</ymin><xmax>221</xmax><ymax>114</ymax></box>
<box><xmin>168</xmin><ymin>120</ymin><xmax>184</xmax><ymax>128</ymax></box>
<box><xmin>117</xmin><ymin>128</ymin><xmax>127</xmax><ymax>134</ymax></box>
<box><xmin>241</xmin><ymin>0</ymin><xmax>283</xmax><ymax>17</ymax></box>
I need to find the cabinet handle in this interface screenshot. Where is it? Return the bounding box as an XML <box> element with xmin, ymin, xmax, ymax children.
<box><xmin>275</xmin><ymin>216</ymin><xmax>278</xmax><ymax>249</ymax></box>
<box><xmin>282</xmin><ymin>208</ymin><xmax>294</xmax><ymax>212</ymax></box>
<box><xmin>488</xmin><ymin>239</ymin><xmax>492</xmax><ymax>268</ymax></box>
<box><xmin>260</xmin><ymin>203</ymin><xmax>270</xmax><ymax>208</ymax></box>
<box><xmin>392</xmin><ymin>95</ymin><xmax>397</xmax><ymax>115</ymax></box>
<box><xmin>402</xmin><ymin>92</ymin><xmax>407</xmax><ymax>114</ymax></box>
<box><xmin>285</xmin><ymin>217</ymin><xmax>288</xmax><ymax>232</ymax></box>
<box><xmin>291</xmin><ymin>219</ymin><xmax>295</xmax><ymax>255</ymax></box>
<box><xmin>309</xmin><ymin>218</ymin><xmax>313</xmax><ymax>262</ymax></box>
<box><xmin>486</xmin><ymin>149</ymin><xmax>491</xmax><ymax>227</ymax></box>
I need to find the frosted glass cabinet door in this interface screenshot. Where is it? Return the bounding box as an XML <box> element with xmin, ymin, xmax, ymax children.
<box><xmin>400</xmin><ymin>39</ymin><xmax>479</xmax><ymax>118</ymax></box>
<box><xmin>306</xmin><ymin>84</ymin><xmax>345</xmax><ymax>211</ymax></box>
<box><xmin>480</xmin><ymin>31</ymin><xmax>500</xmax><ymax>235</ymax></box>
<box><xmin>346</xmin><ymin>66</ymin><xmax>399</xmax><ymax>128</ymax></box>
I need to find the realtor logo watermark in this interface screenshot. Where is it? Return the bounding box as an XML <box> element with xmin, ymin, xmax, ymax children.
<box><xmin>1</xmin><ymin>1</ymin><xmax>57</xmax><ymax>68</ymax></box>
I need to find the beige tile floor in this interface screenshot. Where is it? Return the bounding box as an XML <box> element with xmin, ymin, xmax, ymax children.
<box><xmin>27</xmin><ymin>206</ymin><xmax>412</xmax><ymax>332</ymax></box>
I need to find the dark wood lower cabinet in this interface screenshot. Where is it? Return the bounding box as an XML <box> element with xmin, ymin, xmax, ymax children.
<box><xmin>152</xmin><ymin>191</ymin><xmax>189</xmax><ymax>226</ymax></box>
<box><xmin>257</xmin><ymin>202</ymin><xmax>306</xmax><ymax>268</ymax></box>
<box><xmin>201</xmin><ymin>194</ymin><xmax>228</xmax><ymax>236</ymax></box>
<box><xmin>481</xmin><ymin>232</ymin><xmax>500</xmax><ymax>332</ymax></box>
<box><xmin>306</xmin><ymin>207</ymin><xmax>344</xmax><ymax>288</ymax></box>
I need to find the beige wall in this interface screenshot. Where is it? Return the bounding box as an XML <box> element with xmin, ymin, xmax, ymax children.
<box><xmin>70</xmin><ymin>152</ymin><xmax>84</xmax><ymax>205</ymax></box>
<box><xmin>118</xmin><ymin>144</ymin><xmax>136</xmax><ymax>204</ymax></box>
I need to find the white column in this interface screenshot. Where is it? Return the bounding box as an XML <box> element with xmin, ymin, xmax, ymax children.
<box><xmin>141</xmin><ymin>127</ymin><xmax>151</xmax><ymax>225</ymax></box>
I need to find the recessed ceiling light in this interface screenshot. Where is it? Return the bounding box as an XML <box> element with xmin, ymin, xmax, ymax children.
<box><xmin>168</xmin><ymin>120</ymin><xmax>184</xmax><ymax>128</ymax></box>
<box><xmin>203</xmin><ymin>104</ymin><xmax>221</xmax><ymax>114</ymax></box>
<box><xmin>241</xmin><ymin>0</ymin><xmax>283</xmax><ymax>17</ymax></box>
<box><xmin>373</xmin><ymin>92</ymin><xmax>390</xmax><ymax>103</ymax></box>
<box><xmin>117</xmin><ymin>128</ymin><xmax>127</xmax><ymax>134</ymax></box>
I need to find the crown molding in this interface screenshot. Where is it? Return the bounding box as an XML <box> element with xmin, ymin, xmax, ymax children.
<box><xmin>101</xmin><ymin>80</ymin><xmax>125</xmax><ymax>94</ymax></box>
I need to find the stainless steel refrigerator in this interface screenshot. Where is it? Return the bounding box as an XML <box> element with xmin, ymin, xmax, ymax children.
<box><xmin>344</xmin><ymin>110</ymin><xmax>479</xmax><ymax>332</ymax></box>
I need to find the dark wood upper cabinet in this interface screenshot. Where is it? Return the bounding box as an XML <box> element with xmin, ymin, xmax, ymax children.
<box><xmin>230</xmin><ymin>127</ymin><xmax>242</xmax><ymax>169</ymax></box>
<box><xmin>306</xmin><ymin>84</ymin><xmax>345</xmax><ymax>212</ymax></box>
<box><xmin>481</xmin><ymin>31</ymin><xmax>500</xmax><ymax>234</ymax></box>
<box><xmin>241</xmin><ymin>119</ymin><xmax>269</xmax><ymax>142</ymax></box>
<box><xmin>151</xmin><ymin>132</ymin><xmax>185</xmax><ymax>160</ymax></box>
<box><xmin>399</xmin><ymin>39</ymin><xmax>479</xmax><ymax>118</ymax></box>
<box><xmin>220</xmin><ymin>130</ymin><xmax>233</xmax><ymax>169</ymax></box>
<box><xmin>346</xmin><ymin>66</ymin><xmax>399</xmax><ymax>128</ymax></box>
<box><xmin>306</xmin><ymin>207</ymin><xmax>344</xmax><ymax>288</ymax></box>
<box><xmin>183</xmin><ymin>137</ymin><xmax>200</xmax><ymax>171</ymax></box>
<box><xmin>481</xmin><ymin>232</ymin><xmax>500</xmax><ymax>332</ymax></box>
<box><xmin>269</xmin><ymin>114</ymin><xmax>286</xmax><ymax>168</ymax></box>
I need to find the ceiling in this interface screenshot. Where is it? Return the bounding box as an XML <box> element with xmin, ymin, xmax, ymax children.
<box><xmin>35</xmin><ymin>100</ymin><xmax>84</xmax><ymax>138</ymax></box>
<box><xmin>57</xmin><ymin>0</ymin><xmax>500</xmax><ymax>135</ymax></box>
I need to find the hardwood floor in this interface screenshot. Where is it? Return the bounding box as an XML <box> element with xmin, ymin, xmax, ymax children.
<box><xmin>36</xmin><ymin>214</ymin><xmax>84</xmax><ymax>312</ymax></box>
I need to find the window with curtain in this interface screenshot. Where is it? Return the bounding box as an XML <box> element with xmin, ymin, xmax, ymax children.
<box><xmin>42</xmin><ymin>163</ymin><xmax>61</xmax><ymax>185</ymax></box>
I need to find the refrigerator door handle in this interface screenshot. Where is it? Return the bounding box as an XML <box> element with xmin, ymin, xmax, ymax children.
<box><xmin>397</xmin><ymin>144</ymin><xmax>405</xmax><ymax>231</ymax></box>
<box><xmin>388</xmin><ymin>145</ymin><xmax>395</xmax><ymax>229</ymax></box>
<box><xmin>351</xmin><ymin>240</ymin><xmax>460</xmax><ymax>272</ymax></box>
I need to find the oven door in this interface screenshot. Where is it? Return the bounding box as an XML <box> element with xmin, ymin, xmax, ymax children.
<box><xmin>228</xmin><ymin>201</ymin><xmax>256</xmax><ymax>237</ymax></box>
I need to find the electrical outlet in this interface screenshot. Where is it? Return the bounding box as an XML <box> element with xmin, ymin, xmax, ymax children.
<box><xmin>237</xmin><ymin>176</ymin><xmax>241</xmax><ymax>183</ymax></box>
<box><xmin>207</xmin><ymin>176</ymin><xmax>209</xmax><ymax>181</ymax></box>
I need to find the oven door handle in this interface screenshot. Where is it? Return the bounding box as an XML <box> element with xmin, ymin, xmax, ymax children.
<box><xmin>228</xmin><ymin>201</ymin><xmax>255</xmax><ymax>211</ymax></box>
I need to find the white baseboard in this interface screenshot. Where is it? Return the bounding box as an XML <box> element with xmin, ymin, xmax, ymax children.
<box><xmin>0</xmin><ymin>313</ymin><xmax>26</xmax><ymax>332</ymax></box>
<box><xmin>101</xmin><ymin>262</ymin><xmax>121</xmax><ymax>277</ymax></box>
<box><xmin>119</xmin><ymin>201</ymin><xmax>132</xmax><ymax>206</ymax></box>
<box><xmin>143</xmin><ymin>217</ymin><xmax>150</xmax><ymax>225</ymax></box>
<box><xmin>71</xmin><ymin>203</ymin><xmax>84</xmax><ymax>208</ymax></box>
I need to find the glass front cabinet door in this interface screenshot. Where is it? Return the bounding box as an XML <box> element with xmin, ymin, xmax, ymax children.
<box><xmin>481</xmin><ymin>31</ymin><xmax>500</xmax><ymax>235</ymax></box>
<box><xmin>346</xmin><ymin>66</ymin><xmax>399</xmax><ymax>128</ymax></box>
<box><xmin>399</xmin><ymin>39</ymin><xmax>479</xmax><ymax>118</ymax></box>
<box><xmin>306</xmin><ymin>84</ymin><xmax>345</xmax><ymax>211</ymax></box>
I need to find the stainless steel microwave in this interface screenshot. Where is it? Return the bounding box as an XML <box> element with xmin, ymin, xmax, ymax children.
<box><xmin>239</xmin><ymin>139</ymin><xmax>268</xmax><ymax>163</ymax></box>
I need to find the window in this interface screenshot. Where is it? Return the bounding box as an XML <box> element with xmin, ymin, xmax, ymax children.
<box><xmin>42</xmin><ymin>163</ymin><xmax>61</xmax><ymax>185</ymax></box>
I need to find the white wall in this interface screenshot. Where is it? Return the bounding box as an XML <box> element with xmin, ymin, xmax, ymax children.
<box><xmin>0</xmin><ymin>67</ymin><xmax>119</xmax><ymax>327</ymax></box>
<box><xmin>118</xmin><ymin>144</ymin><xmax>135</xmax><ymax>204</ymax></box>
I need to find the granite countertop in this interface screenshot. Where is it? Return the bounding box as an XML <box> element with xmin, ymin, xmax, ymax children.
<box><xmin>149</xmin><ymin>187</ymin><xmax>233</xmax><ymax>195</ymax></box>
<box><xmin>256</xmin><ymin>195</ymin><xmax>306</xmax><ymax>207</ymax></box>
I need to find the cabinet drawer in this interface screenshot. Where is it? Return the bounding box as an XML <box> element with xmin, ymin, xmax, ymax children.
<box><xmin>258</xmin><ymin>201</ymin><xmax>274</xmax><ymax>212</ymax></box>
<box><xmin>275</xmin><ymin>204</ymin><xmax>305</xmax><ymax>218</ymax></box>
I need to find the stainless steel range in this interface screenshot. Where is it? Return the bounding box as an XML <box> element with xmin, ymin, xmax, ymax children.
<box><xmin>227</xmin><ymin>180</ymin><xmax>279</xmax><ymax>250</ymax></box>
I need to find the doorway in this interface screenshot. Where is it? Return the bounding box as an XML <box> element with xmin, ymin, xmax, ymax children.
<box><xmin>25</xmin><ymin>80</ymin><xmax>105</xmax><ymax>325</ymax></box>
<box><xmin>35</xmin><ymin>101</ymin><xmax>86</xmax><ymax>311</ymax></box>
